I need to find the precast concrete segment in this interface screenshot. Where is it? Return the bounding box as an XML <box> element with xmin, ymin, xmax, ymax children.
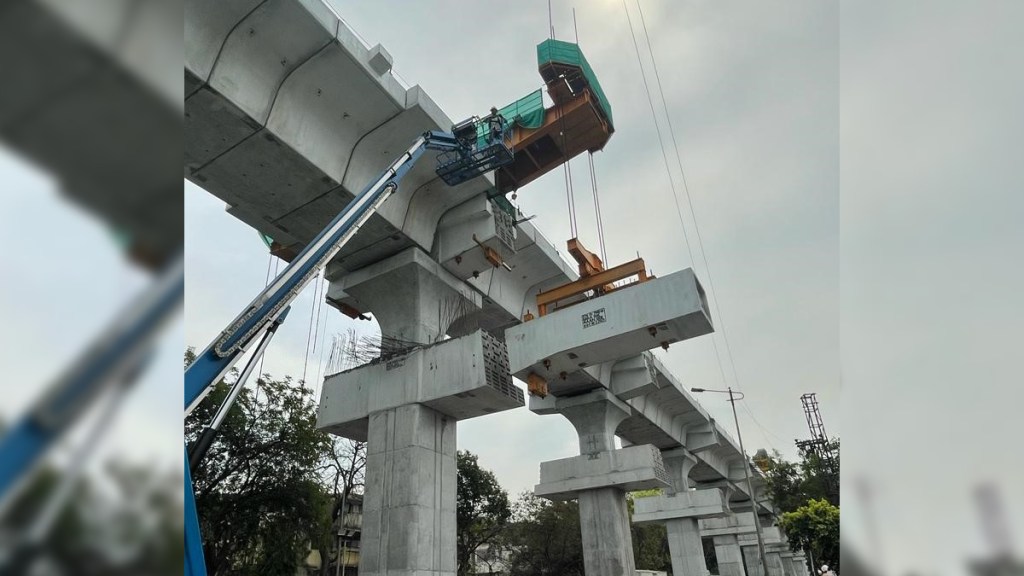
<box><xmin>665</xmin><ymin>518</ymin><xmax>710</xmax><ymax>576</ymax></box>
<box><xmin>533</xmin><ymin>445</ymin><xmax>669</xmax><ymax>501</ymax></box>
<box><xmin>765</xmin><ymin>550</ymin><xmax>786</xmax><ymax>576</ymax></box>
<box><xmin>780</xmin><ymin>552</ymin><xmax>797</xmax><ymax>576</ymax></box>
<box><xmin>556</xmin><ymin>389</ymin><xmax>631</xmax><ymax>454</ymax></box>
<box><xmin>1</xmin><ymin>0</ymin><xmax>182</xmax><ymax>263</ymax></box>
<box><xmin>660</xmin><ymin>447</ymin><xmax>699</xmax><ymax>493</ymax></box>
<box><xmin>361</xmin><ymin>403</ymin><xmax>457</xmax><ymax>576</ymax></box>
<box><xmin>743</xmin><ymin>546</ymin><xmax>766</xmax><ymax>576</ymax></box>
<box><xmin>713</xmin><ymin>534</ymin><xmax>748</xmax><ymax>576</ymax></box>
<box><xmin>185</xmin><ymin>0</ymin><xmax>523</xmax><ymax>275</ymax></box>
<box><xmin>631</xmin><ymin>488</ymin><xmax>730</xmax><ymax>524</ymax></box>
<box><xmin>316</xmin><ymin>330</ymin><xmax>523</xmax><ymax>441</ymax></box>
<box><xmin>326</xmin><ymin>247</ymin><xmax>480</xmax><ymax>343</ymax></box>
<box><xmin>577</xmin><ymin>487</ymin><xmax>638</xmax><ymax>576</ymax></box>
<box><xmin>505</xmin><ymin>268</ymin><xmax>712</xmax><ymax>394</ymax></box>
<box><xmin>435</xmin><ymin>194</ymin><xmax>577</xmax><ymax>331</ymax></box>
<box><xmin>792</xmin><ymin>553</ymin><xmax>809</xmax><ymax>576</ymax></box>
<box><xmin>700</xmin><ymin>511</ymin><xmax>759</xmax><ymax>537</ymax></box>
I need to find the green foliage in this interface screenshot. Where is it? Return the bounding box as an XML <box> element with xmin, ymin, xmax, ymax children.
<box><xmin>779</xmin><ymin>498</ymin><xmax>839</xmax><ymax>569</ymax></box>
<box><xmin>185</xmin><ymin>350</ymin><xmax>334</xmax><ymax>575</ymax></box>
<box><xmin>505</xmin><ymin>492</ymin><xmax>585</xmax><ymax>576</ymax></box>
<box><xmin>759</xmin><ymin>438</ymin><xmax>839</xmax><ymax>515</ymax></box>
<box><xmin>628</xmin><ymin>492</ymin><xmax>671</xmax><ymax>571</ymax></box>
<box><xmin>457</xmin><ymin>451</ymin><xmax>512</xmax><ymax>576</ymax></box>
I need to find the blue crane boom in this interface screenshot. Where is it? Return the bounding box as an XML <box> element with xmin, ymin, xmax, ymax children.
<box><xmin>184</xmin><ymin>118</ymin><xmax>512</xmax><ymax>575</ymax></box>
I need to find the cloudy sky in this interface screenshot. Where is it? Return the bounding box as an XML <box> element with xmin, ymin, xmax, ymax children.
<box><xmin>187</xmin><ymin>0</ymin><xmax>837</xmax><ymax>516</ymax></box>
<box><xmin>3</xmin><ymin>1</ymin><xmax>1020</xmax><ymax>575</ymax></box>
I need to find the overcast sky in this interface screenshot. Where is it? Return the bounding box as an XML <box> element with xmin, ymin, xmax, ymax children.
<box><xmin>4</xmin><ymin>2</ymin><xmax>1019</xmax><ymax>575</ymax></box>
<box><xmin>186</xmin><ymin>0</ymin><xmax>837</xmax><ymax>513</ymax></box>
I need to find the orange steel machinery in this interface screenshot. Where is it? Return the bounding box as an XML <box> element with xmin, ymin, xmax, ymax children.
<box><xmin>494</xmin><ymin>39</ymin><xmax>614</xmax><ymax>193</ymax></box>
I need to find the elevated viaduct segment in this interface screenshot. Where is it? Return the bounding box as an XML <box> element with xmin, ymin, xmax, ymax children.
<box><xmin>185</xmin><ymin>2</ymin><xmax>778</xmax><ymax>576</ymax></box>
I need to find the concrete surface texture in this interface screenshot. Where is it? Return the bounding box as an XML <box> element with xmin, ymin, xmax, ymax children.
<box><xmin>182</xmin><ymin>3</ymin><xmax>795</xmax><ymax>576</ymax></box>
<box><xmin>577</xmin><ymin>487</ymin><xmax>639</xmax><ymax>576</ymax></box>
<box><xmin>316</xmin><ymin>329</ymin><xmax>524</xmax><ymax>441</ymax></box>
<box><xmin>713</xmin><ymin>534</ymin><xmax>749</xmax><ymax>576</ymax></box>
<box><xmin>665</xmin><ymin>517</ymin><xmax>710</xmax><ymax>576</ymax></box>
<box><xmin>2</xmin><ymin>0</ymin><xmax>182</xmax><ymax>263</ymax></box>
<box><xmin>361</xmin><ymin>403</ymin><xmax>457</xmax><ymax>576</ymax></box>
<box><xmin>533</xmin><ymin>444</ymin><xmax>669</xmax><ymax>501</ymax></box>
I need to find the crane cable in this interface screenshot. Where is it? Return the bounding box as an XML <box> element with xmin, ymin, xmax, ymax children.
<box><xmin>625</xmin><ymin>0</ymin><xmax>783</xmax><ymax>448</ymax></box>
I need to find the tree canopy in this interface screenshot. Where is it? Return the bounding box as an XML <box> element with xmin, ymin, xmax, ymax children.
<box><xmin>779</xmin><ymin>498</ymin><xmax>839</xmax><ymax>569</ymax></box>
<box><xmin>456</xmin><ymin>451</ymin><xmax>512</xmax><ymax>576</ymax></box>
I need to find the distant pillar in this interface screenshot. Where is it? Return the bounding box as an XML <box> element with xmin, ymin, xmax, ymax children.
<box><xmin>765</xmin><ymin>549</ymin><xmax>786</xmax><ymax>576</ymax></box>
<box><xmin>714</xmin><ymin>534</ymin><xmax>748</xmax><ymax>576</ymax></box>
<box><xmin>743</xmin><ymin>544</ymin><xmax>765</xmax><ymax>576</ymax></box>
<box><xmin>666</xmin><ymin>517</ymin><xmax>710</xmax><ymax>576</ymax></box>
<box><xmin>534</xmin><ymin>390</ymin><xmax>671</xmax><ymax>576</ymax></box>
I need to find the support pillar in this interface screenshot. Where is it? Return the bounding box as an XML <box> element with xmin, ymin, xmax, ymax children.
<box><xmin>780</xmin><ymin>551</ymin><xmax>796</xmax><ymax>576</ymax></box>
<box><xmin>560</xmin><ymin>391</ymin><xmax>635</xmax><ymax>576</ymax></box>
<box><xmin>318</xmin><ymin>249</ymin><xmax>524</xmax><ymax>576</ymax></box>
<box><xmin>713</xmin><ymin>534</ymin><xmax>748</xmax><ymax>576</ymax></box>
<box><xmin>743</xmin><ymin>545</ymin><xmax>765</xmax><ymax>576</ymax></box>
<box><xmin>765</xmin><ymin>550</ymin><xmax>786</xmax><ymax>576</ymax></box>
<box><xmin>361</xmin><ymin>403</ymin><xmax>457</xmax><ymax>576</ymax></box>
<box><xmin>533</xmin><ymin>390</ymin><xmax>670</xmax><ymax>576</ymax></box>
<box><xmin>665</xmin><ymin>517</ymin><xmax>709</xmax><ymax>576</ymax></box>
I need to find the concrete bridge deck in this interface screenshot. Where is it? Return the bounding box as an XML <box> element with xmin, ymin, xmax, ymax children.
<box><xmin>185</xmin><ymin>0</ymin><xmax>772</xmax><ymax>516</ymax></box>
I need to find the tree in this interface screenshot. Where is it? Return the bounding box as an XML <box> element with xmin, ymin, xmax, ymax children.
<box><xmin>628</xmin><ymin>491</ymin><xmax>671</xmax><ymax>572</ymax></box>
<box><xmin>457</xmin><ymin>451</ymin><xmax>512</xmax><ymax>576</ymax></box>
<box><xmin>315</xmin><ymin>437</ymin><xmax>366</xmax><ymax>576</ymax></box>
<box><xmin>184</xmin><ymin>348</ymin><xmax>334</xmax><ymax>575</ymax></box>
<box><xmin>757</xmin><ymin>438</ymin><xmax>840</xmax><ymax>515</ymax></box>
<box><xmin>505</xmin><ymin>493</ymin><xmax>584</xmax><ymax>576</ymax></box>
<box><xmin>779</xmin><ymin>498</ymin><xmax>839</xmax><ymax>569</ymax></box>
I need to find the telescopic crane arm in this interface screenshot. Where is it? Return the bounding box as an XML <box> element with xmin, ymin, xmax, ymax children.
<box><xmin>184</xmin><ymin>117</ymin><xmax>513</xmax><ymax>575</ymax></box>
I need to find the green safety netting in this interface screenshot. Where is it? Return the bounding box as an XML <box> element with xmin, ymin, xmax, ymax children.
<box><xmin>498</xmin><ymin>89</ymin><xmax>546</xmax><ymax>129</ymax></box>
<box><xmin>536</xmin><ymin>39</ymin><xmax>614</xmax><ymax>129</ymax></box>
<box><xmin>487</xmin><ymin>189</ymin><xmax>517</xmax><ymax>217</ymax></box>
<box><xmin>474</xmin><ymin>88</ymin><xmax>545</xmax><ymax>148</ymax></box>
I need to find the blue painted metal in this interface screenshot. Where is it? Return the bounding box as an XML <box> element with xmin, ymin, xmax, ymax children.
<box><xmin>182</xmin><ymin>124</ymin><xmax>514</xmax><ymax>576</ymax></box>
<box><xmin>184</xmin><ymin>450</ymin><xmax>206</xmax><ymax>574</ymax></box>
<box><xmin>0</xmin><ymin>257</ymin><xmax>183</xmax><ymax>508</ymax></box>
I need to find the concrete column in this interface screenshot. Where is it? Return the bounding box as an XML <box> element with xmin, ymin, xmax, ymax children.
<box><xmin>578</xmin><ymin>487</ymin><xmax>637</xmax><ymax>576</ymax></box>
<box><xmin>661</xmin><ymin>517</ymin><xmax>704</xmax><ymax>576</ymax></box>
<box><xmin>793</xmin><ymin>554</ymin><xmax>809</xmax><ymax>576</ymax></box>
<box><xmin>742</xmin><ymin>545</ymin><xmax>764</xmax><ymax>576</ymax></box>
<box><xmin>661</xmin><ymin>450</ymin><xmax>711</xmax><ymax>576</ymax></box>
<box><xmin>765</xmin><ymin>550</ymin><xmax>785</xmax><ymax>576</ymax></box>
<box><xmin>780</xmin><ymin>553</ymin><xmax>796</xmax><ymax>576</ymax></box>
<box><xmin>561</xmin><ymin>392</ymin><xmax>637</xmax><ymax>576</ymax></box>
<box><xmin>360</xmin><ymin>403</ymin><xmax>457</xmax><ymax>576</ymax></box>
<box><xmin>713</xmin><ymin>534</ymin><xmax>748</xmax><ymax>576</ymax></box>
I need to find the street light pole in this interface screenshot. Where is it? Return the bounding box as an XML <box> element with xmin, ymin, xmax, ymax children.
<box><xmin>693</xmin><ymin>387</ymin><xmax>771</xmax><ymax>576</ymax></box>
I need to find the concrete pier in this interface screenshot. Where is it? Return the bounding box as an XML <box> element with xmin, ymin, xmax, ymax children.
<box><xmin>714</xmin><ymin>534</ymin><xmax>748</xmax><ymax>576</ymax></box>
<box><xmin>317</xmin><ymin>247</ymin><xmax>524</xmax><ymax>576</ymax></box>
<box><xmin>632</xmin><ymin>450</ymin><xmax>729</xmax><ymax>576</ymax></box>
<box><xmin>361</xmin><ymin>403</ymin><xmax>457</xmax><ymax>576</ymax></box>
<box><xmin>533</xmin><ymin>391</ymin><xmax>669</xmax><ymax>576</ymax></box>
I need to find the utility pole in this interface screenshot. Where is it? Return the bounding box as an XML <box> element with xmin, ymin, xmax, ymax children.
<box><xmin>692</xmin><ymin>387</ymin><xmax>770</xmax><ymax>576</ymax></box>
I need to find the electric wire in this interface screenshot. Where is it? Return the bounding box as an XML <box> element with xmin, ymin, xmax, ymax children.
<box><xmin>626</xmin><ymin>0</ymin><xmax>784</xmax><ymax>449</ymax></box>
<box><xmin>588</xmin><ymin>152</ymin><xmax>609</xmax><ymax>264</ymax></box>
<box><xmin>621</xmin><ymin>0</ymin><xmax>695</xmax><ymax>268</ymax></box>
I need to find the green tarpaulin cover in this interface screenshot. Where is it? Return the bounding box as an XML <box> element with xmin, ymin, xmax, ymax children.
<box><xmin>536</xmin><ymin>39</ymin><xmax>614</xmax><ymax>129</ymax></box>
